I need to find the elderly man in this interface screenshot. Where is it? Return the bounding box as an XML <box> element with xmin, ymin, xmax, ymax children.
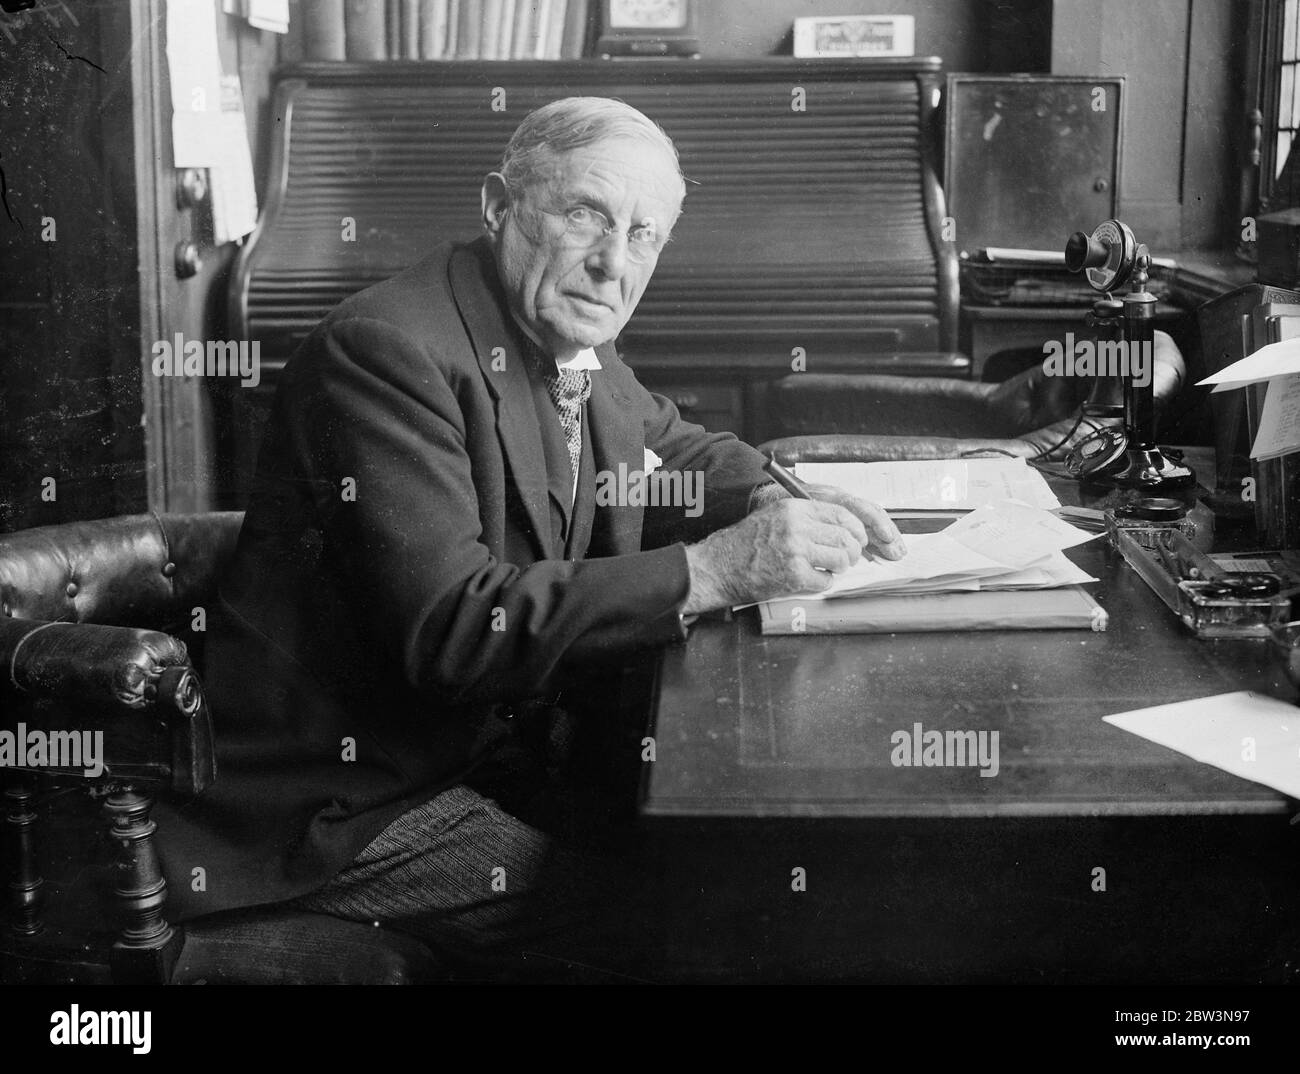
<box><xmin>156</xmin><ymin>97</ymin><xmax>904</xmax><ymax>976</ymax></box>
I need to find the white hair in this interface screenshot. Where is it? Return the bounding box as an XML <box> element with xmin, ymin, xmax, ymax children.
<box><xmin>499</xmin><ymin>96</ymin><xmax>686</xmax><ymax>200</ymax></box>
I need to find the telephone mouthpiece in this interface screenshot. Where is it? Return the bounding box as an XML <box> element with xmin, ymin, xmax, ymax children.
<box><xmin>1064</xmin><ymin>231</ymin><xmax>1110</xmax><ymax>273</ymax></box>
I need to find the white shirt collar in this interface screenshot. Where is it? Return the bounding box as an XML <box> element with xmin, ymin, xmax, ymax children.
<box><xmin>556</xmin><ymin>347</ymin><xmax>602</xmax><ymax>371</ymax></box>
<box><xmin>510</xmin><ymin>311</ymin><xmax>603</xmax><ymax>372</ymax></box>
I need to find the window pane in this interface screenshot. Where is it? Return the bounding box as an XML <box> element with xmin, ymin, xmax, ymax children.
<box><xmin>1278</xmin><ymin>131</ymin><xmax>1293</xmax><ymax>180</ymax></box>
<box><xmin>1283</xmin><ymin>63</ymin><xmax>1296</xmax><ymax>128</ymax></box>
<box><xmin>1286</xmin><ymin>0</ymin><xmax>1298</xmax><ymax>61</ymax></box>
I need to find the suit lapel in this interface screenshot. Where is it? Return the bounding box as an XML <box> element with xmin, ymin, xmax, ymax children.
<box><xmin>565</xmin><ymin>415</ymin><xmax>596</xmax><ymax>559</ymax></box>
<box><xmin>448</xmin><ymin>241</ymin><xmax>555</xmax><ymax>561</ymax></box>
<box><xmin>587</xmin><ymin>344</ymin><xmax>645</xmax><ymax>556</ymax></box>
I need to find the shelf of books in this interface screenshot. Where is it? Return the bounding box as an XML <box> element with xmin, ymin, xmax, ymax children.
<box><xmin>282</xmin><ymin>1</ymin><xmax>593</xmax><ymax>62</ymax></box>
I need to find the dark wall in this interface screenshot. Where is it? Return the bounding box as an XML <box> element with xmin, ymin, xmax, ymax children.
<box><xmin>1051</xmin><ymin>0</ymin><xmax>1250</xmax><ymax>251</ymax></box>
<box><xmin>0</xmin><ymin>2</ymin><xmax>146</xmax><ymax>532</ymax></box>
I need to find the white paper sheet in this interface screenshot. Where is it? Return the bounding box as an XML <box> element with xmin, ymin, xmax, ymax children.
<box><xmin>1250</xmin><ymin>373</ymin><xmax>1300</xmax><ymax>460</ymax></box>
<box><xmin>941</xmin><ymin>498</ymin><xmax>1096</xmax><ymax>568</ymax></box>
<box><xmin>167</xmin><ymin>0</ymin><xmax>225</xmax><ymax>168</ymax></box>
<box><xmin>246</xmin><ymin>0</ymin><xmax>289</xmax><ymax>33</ymax></box>
<box><xmin>1197</xmin><ymin>337</ymin><xmax>1300</xmax><ymax>393</ymax></box>
<box><xmin>980</xmin><ymin>553</ymin><xmax>1096</xmax><ymax>590</ymax></box>
<box><xmin>211</xmin><ymin>74</ymin><xmax>259</xmax><ymax>243</ymax></box>
<box><xmin>811</xmin><ymin>532</ymin><xmax>1011</xmax><ymax>599</ymax></box>
<box><xmin>795</xmin><ymin>458</ymin><xmax>1061</xmax><ymax>511</ymax></box>
<box><xmin>1102</xmin><ymin>692</ymin><xmax>1300</xmax><ymax>800</ymax></box>
<box><xmin>789</xmin><ymin>499</ymin><xmax>1096</xmax><ymax>600</ymax></box>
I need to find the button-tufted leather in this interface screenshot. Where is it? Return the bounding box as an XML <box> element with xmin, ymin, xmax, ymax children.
<box><xmin>0</xmin><ymin>510</ymin><xmax>446</xmax><ymax>984</ymax></box>
<box><xmin>0</xmin><ymin>512</ymin><xmax>244</xmax><ymax>629</ymax></box>
<box><xmin>0</xmin><ymin>513</ymin><xmax>241</xmax><ymax>795</ymax></box>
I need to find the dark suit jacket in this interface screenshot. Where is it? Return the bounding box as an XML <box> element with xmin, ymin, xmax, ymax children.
<box><xmin>157</xmin><ymin>237</ymin><xmax>768</xmax><ymax>920</ymax></box>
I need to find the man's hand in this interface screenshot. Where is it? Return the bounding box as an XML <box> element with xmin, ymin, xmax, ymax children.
<box><xmin>749</xmin><ymin>480</ymin><xmax>907</xmax><ymax>561</ymax></box>
<box><xmin>800</xmin><ymin>481</ymin><xmax>907</xmax><ymax>560</ymax></box>
<box><xmin>683</xmin><ymin>497</ymin><xmax>897</xmax><ymax>614</ymax></box>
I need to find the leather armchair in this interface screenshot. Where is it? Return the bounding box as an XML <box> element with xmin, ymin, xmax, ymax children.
<box><xmin>0</xmin><ymin>512</ymin><xmax>442</xmax><ymax>984</ymax></box>
<box><xmin>759</xmin><ymin>335</ymin><xmax>1186</xmax><ymax>464</ymax></box>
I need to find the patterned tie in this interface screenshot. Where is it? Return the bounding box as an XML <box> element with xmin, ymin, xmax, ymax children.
<box><xmin>529</xmin><ymin>345</ymin><xmax>591</xmax><ymax>482</ymax></box>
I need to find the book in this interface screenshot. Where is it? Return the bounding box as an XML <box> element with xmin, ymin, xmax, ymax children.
<box><xmin>418</xmin><ymin>0</ymin><xmax>439</xmax><ymax>57</ymax></box>
<box><xmin>302</xmin><ymin>0</ymin><xmax>346</xmax><ymax>59</ymax></box>
<box><xmin>533</xmin><ymin>0</ymin><xmax>552</xmax><ymax>59</ymax></box>
<box><xmin>544</xmin><ymin>0</ymin><xmax>566</xmax><ymax>57</ymax></box>
<box><xmin>498</xmin><ymin>0</ymin><xmax>517</xmax><ymax>58</ymax></box>
<box><xmin>344</xmin><ymin>0</ymin><xmax>386</xmax><ymax>59</ymax></box>
<box><xmin>446</xmin><ymin>0</ymin><xmax>460</xmax><ymax>57</ymax></box>
<box><xmin>481</xmin><ymin>0</ymin><xmax>503</xmax><ymax>58</ymax></box>
<box><xmin>560</xmin><ymin>0</ymin><xmax>586</xmax><ymax>58</ymax></box>
<box><xmin>511</xmin><ymin>0</ymin><xmax>535</xmax><ymax>58</ymax></box>
<box><xmin>402</xmin><ymin>0</ymin><xmax>420</xmax><ymax>56</ymax></box>
<box><xmin>759</xmin><ymin>586</ymin><xmax>1107</xmax><ymax>635</ymax></box>
<box><xmin>456</xmin><ymin>0</ymin><xmax>481</xmax><ymax>57</ymax></box>
<box><xmin>280</xmin><ymin>0</ymin><xmax>306</xmax><ymax>61</ymax></box>
<box><xmin>386</xmin><ymin>0</ymin><xmax>401</xmax><ymax>56</ymax></box>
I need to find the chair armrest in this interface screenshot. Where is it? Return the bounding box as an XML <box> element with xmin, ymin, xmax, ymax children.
<box><xmin>759</xmin><ymin>417</ymin><xmax>1110</xmax><ymax>465</ymax></box>
<box><xmin>759</xmin><ymin>434</ymin><xmax>1042</xmax><ymax>465</ymax></box>
<box><xmin>770</xmin><ymin>374</ymin><xmax>998</xmax><ymax>439</ymax></box>
<box><xmin>0</xmin><ymin>618</ymin><xmax>215</xmax><ymax>795</ymax></box>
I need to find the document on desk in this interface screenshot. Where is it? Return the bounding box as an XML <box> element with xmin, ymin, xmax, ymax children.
<box><xmin>1103</xmin><ymin>692</ymin><xmax>1300</xmax><ymax>800</ymax></box>
<box><xmin>798</xmin><ymin>499</ymin><xmax>1097</xmax><ymax>600</ymax></box>
<box><xmin>794</xmin><ymin>458</ymin><xmax>1061</xmax><ymax>511</ymax></box>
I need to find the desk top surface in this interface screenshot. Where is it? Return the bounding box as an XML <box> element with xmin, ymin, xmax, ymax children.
<box><xmin>643</xmin><ymin>531</ymin><xmax>1297</xmax><ymax>821</ymax></box>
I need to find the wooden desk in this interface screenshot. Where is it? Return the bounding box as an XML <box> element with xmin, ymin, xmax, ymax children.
<box><xmin>645</xmin><ymin>540</ymin><xmax>1295</xmax><ymax>819</ymax></box>
<box><xmin>638</xmin><ymin>521</ymin><xmax>1300</xmax><ymax>982</ymax></box>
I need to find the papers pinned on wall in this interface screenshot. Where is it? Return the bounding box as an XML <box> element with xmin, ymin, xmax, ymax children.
<box><xmin>794</xmin><ymin>457</ymin><xmax>1062</xmax><ymax>511</ymax></box>
<box><xmin>165</xmin><ymin>1</ymin><xmax>260</xmax><ymax>242</ymax></box>
<box><xmin>245</xmin><ymin>0</ymin><xmax>289</xmax><ymax>33</ymax></box>
<box><xmin>220</xmin><ymin>0</ymin><xmax>289</xmax><ymax>33</ymax></box>
<box><xmin>167</xmin><ymin>0</ymin><xmax>224</xmax><ymax>168</ymax></box>
<box><xmin>212</xmin><ymin>74</ymin><xmax>259</xmax><ymax>243</ymax></box>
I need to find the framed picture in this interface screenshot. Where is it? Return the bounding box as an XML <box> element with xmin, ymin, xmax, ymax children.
<box><xmin>596</xmin><ymin>0</ymin><xmax>699</xmax><ymax>58</ymax></box>
<box><xmin>792</xmin><ymin>15</ymin><xmax>915</xmax><ymax>59</ymax></box>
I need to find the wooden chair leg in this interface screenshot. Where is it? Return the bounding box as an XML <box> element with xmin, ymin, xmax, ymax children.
<box><xmin>4</xmin><ymin>776</ymin><xmax>44</xmax><ymax>936</ymax></box>
<box><xmin>102</xmin><ymin>784</ymin><xmax>182</xmax><ymax>984</ymax></box>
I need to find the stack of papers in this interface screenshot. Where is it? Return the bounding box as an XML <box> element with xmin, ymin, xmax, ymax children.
<box><xmin>794</xmin><ymin>458</ymin><xmax>1061</xmax><ymax>511</ymax></box>
<box><xmin>786</xmin><ymin>499</ymin><xmax>1098</xmax><ymax>601</ymax></box>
